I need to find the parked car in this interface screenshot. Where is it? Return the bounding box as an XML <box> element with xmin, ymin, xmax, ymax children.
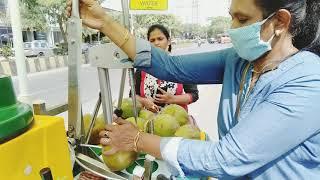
<box><xmin>24</xmin><ymin>40</ymin><xmax>53</xmax><ymax>57</ymax></box>
<box><xmin>207</xmin><ymin>38</ymin><xmax>217</xmax><ymax>44</ymax></box>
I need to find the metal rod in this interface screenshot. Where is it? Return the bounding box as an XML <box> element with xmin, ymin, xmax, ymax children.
<box><xmin>119</xmin><ymin>0</ymin><xmax>154</xmax><ymax>172</ymax></box>
<box><xmin>121</xmin><ymin>0</ymin><xmax>138</xmax><ymax>122</ymax></box>
<box><xmin>98</xmin><ymin>68</ymin><xmax>113</xmax><ymax>125</ymax></box>
<box><xmin>71</xmin><ymin>0</ymin><xmax>80</xmax><ymax>18</ymax></box>
<box><xmin>67</xmin><ymin>9</ymin><xmax>82</xmax><ymax>139</ymax></box>
<box><xmin>33</xmin><ymin>102</ymin><xmax>69</xmax><ymax>116</ymax></box>
<box><xmin>121</xmin><ymin>0</ymin><xmax>131</xmax><ymax>29</ymax></box>
<box><xmin>85</xmin><ymin>93</ymin><xmax>102</xmax><ymax>144</ymax></box>
<box><xmin>128</xmin><ymin>69</ymin><xmax>138</xmax><ymax>122</ymax></box>
<box><xmin>117</xmin><ymin>69</ymin><xmax>127</xmax><ymax>110</ymax></box>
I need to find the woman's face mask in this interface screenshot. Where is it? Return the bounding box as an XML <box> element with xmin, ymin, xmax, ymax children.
<box><xmin>227</xmin><ymin>13</ymin><xmax>275</xmax><ymax>61</ymax></box>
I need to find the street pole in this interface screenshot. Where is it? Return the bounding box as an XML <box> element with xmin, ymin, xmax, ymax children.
<box><xmin>130</xmin><ymin>13</ymin><xmax>134</xmax><ymax>34</ymax></box>
<box><xmin>8</xmin><ymin>0</ymin><xmax>32</xmax><ymax>104</ymax></box>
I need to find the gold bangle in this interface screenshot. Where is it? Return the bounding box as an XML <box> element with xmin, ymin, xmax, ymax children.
<box><xmin>133</xmin><ymin>130</ymin><xmax>141</xmax><ymax>152</ymax></box>
<box><xmin>119</xmin><ymin>30</ymin><xmax>130</xmax><ymax>48</ymax></box>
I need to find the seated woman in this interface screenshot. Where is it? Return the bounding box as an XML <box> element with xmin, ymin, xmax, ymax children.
<box><xmin>131</xmin><ymin>24</ymin><xmax>199</xmax><ymax>112</ymax></box>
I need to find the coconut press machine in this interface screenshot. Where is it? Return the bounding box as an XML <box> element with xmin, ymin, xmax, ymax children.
<box><xmin>66</xmin><ymin>0</ymin><xmax>171</xmax><ymax>179</ymax></box>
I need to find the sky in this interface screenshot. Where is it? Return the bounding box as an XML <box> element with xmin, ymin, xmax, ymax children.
<box><xmin>102</xmin><ymin>0</ymin><xmax>231</xmax><ymax>25</ymax></box>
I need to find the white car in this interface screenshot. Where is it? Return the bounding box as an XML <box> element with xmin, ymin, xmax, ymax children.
<box><xmin>24</xmin><ymin>40</ymin><xmax>53</xmax><ymax>57</ymax></box>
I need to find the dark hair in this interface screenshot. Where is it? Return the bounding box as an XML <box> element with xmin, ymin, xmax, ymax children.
<box><xmin>147</xmin><ymin>24</ymin><xmax>172</xmax><ymax>52</ymax></box>
<box><xmin>255</xmin><ymin>0</ymin><xmax>320</xmax><ymax>55</ymax></box>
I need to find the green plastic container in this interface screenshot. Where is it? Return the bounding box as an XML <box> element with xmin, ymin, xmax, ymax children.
<box><xmin>0</xmin><ymin>76</ymin><xmax>33</xmax><ymax>143</ymax></box>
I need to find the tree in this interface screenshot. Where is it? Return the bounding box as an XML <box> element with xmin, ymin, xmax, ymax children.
<box><xmin>37</xmin><ymin>0</ymin><xmax>68</xmax><ymax>43</ymax></box>
<box><xmin>20</xmin><ymin>0</ymin><xmax>48</xmax><ymax>31</ymax></box>
<box><xmin>21</xmin><ymin>0</ymin><xmax>106</xmax><ymax>44</ymax></box>
<box><xmin>20</xmin><ymin>0</ymin><xmax>69</xmax><ymax>43</ymax></box>
<box><xmin>181</xmin><ymin>23</ymin><xmax>207</xmax><ymax>39</ymax></box>
<box><xmin>207</xmin><ymin>16</ymin><xmax>231</xmax><ymax>38</ymax></box>
<box><xmin>133</xmin><ymin>14</ymin><xmax>183</xmax><ymax>38</ymax></box>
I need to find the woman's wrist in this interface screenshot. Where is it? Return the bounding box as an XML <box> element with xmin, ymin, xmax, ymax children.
<box><xmin>167</xmin><ymin>96</ymin><xmax>176</xmax><ymax>104</ymax></box>
<box><xmin>99</xmin><ymin>15</ymin><xmax>114</xmax><ymax>32</ymax></box>
<box><xmin>136</xmin><ymin>132</ymin><xmax>145</xmax><ymax>152</ymax></box>
<box><xmin>141</xmin><ymin>97</ymin><xmax>152</xmax><ymax>108</ymax></box>
<box><xmin>136</xmin><ymin>132</ymin><xmax>162</xmax><ymax>159</ymax></box>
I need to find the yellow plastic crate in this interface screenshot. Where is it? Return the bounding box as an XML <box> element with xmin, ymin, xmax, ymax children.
<box><xmin>0</xmin><ymin>115</ymin><xmax>73</xmax><ymax>180</ymax></box>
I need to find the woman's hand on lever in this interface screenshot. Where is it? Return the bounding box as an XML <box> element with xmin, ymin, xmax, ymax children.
<box><xmin>66</xmin><ymin>0</ymin><xmax>137</xmax><ymax>59</ymax></box>
<box><xmin>66</xmin><ymin>0</ymin><xmax>108</xmax><ymax>30</ymax></box>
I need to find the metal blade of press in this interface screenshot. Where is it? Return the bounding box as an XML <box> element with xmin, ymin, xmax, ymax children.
<box><xmin>77</xmin><ymin>143</ymin><xmax>104</xmax><ymax>163</ymax></box>
<box><xmin>75</xmin><ymin>153</ymin><xmax>129</xmax><ymax>180</ymax></box>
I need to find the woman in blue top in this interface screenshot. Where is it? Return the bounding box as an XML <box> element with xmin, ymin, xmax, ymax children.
<box><xmin>67</xmin><ymin>0</ymin><xmax>320</xmax><ymax>179</ymax></box>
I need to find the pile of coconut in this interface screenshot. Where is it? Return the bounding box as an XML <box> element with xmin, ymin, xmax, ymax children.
<box><xmin>83</xmin><ymin>98</ymin><xmax>201</xmax><ymax>172</ymax></box>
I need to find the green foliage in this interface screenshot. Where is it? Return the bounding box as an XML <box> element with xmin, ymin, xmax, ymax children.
<box><xmin>20</xmin><ymin>0</ymin><xmax>106</xmax><ymax>43</ymax></box>
<box><xmin>182</xmin><ymin>23</ymin><xmax>207</xmax><ymax>39</ymax></box>
<box><xmin>0</xmin><ymin>45</ymin><xmax>13</xmax><ymax>60</ymax></box>
<box><xmin>20</xmin><ymin>0</ymin><xmax>67</xmax><ymax>42</ymax></box>
<box><xmin>207</xmin><ymin>16</ymin><xmax>231</xmax><ymax>38</ymax></box>
<box><xmin>37</xmin><ymin>0</ymin><xmax>66</xmax><ymax>25</ymax></box>
<box><xmin>133</xmin><ymin>14</ymin><xmax>183</xmax><ymax>38</ymax></box>
<box><xmin>20</xmin><ymin>0</ymin><xmax>48</xmax><ymax>31</ymax></box>
<box><xmin>52</xmin><ymin>43</ymin><xmax>68</xmax><ymax>55</ymax></box>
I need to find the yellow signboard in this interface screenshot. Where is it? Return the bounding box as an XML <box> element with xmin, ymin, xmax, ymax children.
<box><xmin>130</xmin><ymin>0</ymin><xmax>168</xmax><ymax>10</ymax></box>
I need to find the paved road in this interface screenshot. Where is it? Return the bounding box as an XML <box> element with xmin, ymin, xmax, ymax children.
<box><xmin>12</xmin><ymin>42</ymin><xmax>232</xmax><ymax>141</ymax></box>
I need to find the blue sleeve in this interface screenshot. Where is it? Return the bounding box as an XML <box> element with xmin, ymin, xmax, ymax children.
<box><xmin>176</xmin><ymin>74</ymin><xmax>320</xmax><ymax>178</ymax></box>
<box><xmin>133</xmin><ymin>39</ymin><xmax>230</xmax><ymax>84</ymax></box>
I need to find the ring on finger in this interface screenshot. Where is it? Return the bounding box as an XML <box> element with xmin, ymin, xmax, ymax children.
<box><xmin>103</xmin><ymin>131</ymin><xmax>109</xmax><ymax>137</ymax></box>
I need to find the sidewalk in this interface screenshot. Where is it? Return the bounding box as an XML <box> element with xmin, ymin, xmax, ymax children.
<box><xmin>0</xmin><ymin>55</ymin><xmax>87</xmax><ymax>76</ymax></box>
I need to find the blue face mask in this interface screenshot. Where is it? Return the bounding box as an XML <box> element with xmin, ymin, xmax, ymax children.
<box><xmin>227</xmin><ymin>14</ymin><xmax>275</xmax><ymax>61</ymax></box>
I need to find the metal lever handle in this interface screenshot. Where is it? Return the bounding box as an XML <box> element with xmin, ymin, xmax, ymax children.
<box><xmin>67</xmin><ymin>0</ymin><xmax>82</xmax><ymax>139</ymax></box>
<box><xmin>85</xmin><ymin>93</ymin><xmax>102</xmax><ymax>144</ymax></box>
<box><xmin>71</xmin><ymin>0</ymin><xmax>80</xmax><ymax>18</ymax></box>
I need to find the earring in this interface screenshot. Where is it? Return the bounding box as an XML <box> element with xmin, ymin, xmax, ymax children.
<box><xmin>275</xmin><ymin>30</ymin><xmax>281</xmax><ymax>36</ymax></box>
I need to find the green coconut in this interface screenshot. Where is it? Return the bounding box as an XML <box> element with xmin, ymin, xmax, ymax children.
<box><xmin>83</xmin><ymin>113</ymin><xmax>106</xmax><ymax>145</ymax></box>
<box><xmin>139</xmin><ymin>109</ymin><xmax>155</xmax><ymax>121</ymax></box>
<box><xmin>161</xmin><ymin>104</ymin><xmax>188</xmax><ymax>126</ymax></box>
<box><xmin>102</xmin><ymin>146</ymin><xmax>137</xmax><ymax>171</ymax></box>
<box><xmin>121</xmin><ymin>98</ymin><xmax>142</xmax><ymax>119</ymax></box>
<box><xmin>154</xmin><ymin>114</ymin><xmax>180</xmax><ymax>137</ymax></box>
<box><xmin>175</xmin><ymin>124</ymin><xmax>201</xmax><ymax>139</ymax></box>
<box><xmin>126</xmin><ymin>117</ymin><xmax>149</xmax><ymax>132</ymax></box>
